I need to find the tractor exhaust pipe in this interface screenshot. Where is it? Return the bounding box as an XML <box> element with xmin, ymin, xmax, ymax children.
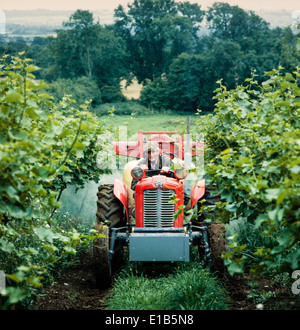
<box><xmin>184</xmin><ymin>116</ymin><xmax>192</xmax><ymax>202</ymax></box>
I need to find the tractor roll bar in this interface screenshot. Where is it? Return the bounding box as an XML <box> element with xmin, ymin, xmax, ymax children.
<box><xmin>138</xmin><ymin>130</ymin><xmax>184</xmax><ymax>160</ymax></box>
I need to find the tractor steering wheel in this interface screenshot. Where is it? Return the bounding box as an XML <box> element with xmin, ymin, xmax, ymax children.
<box><xmin>145</xmin><ymin>169</ymin><xmax>175</xmax><ymax>178</ymax></box>
<box><xmin>163</xmin><ymin>152</ymin><xmax>176</xmax><ymax>159</ymax></box>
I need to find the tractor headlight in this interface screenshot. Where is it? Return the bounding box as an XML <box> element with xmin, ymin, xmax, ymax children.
<box><xmin>174</xmin><ymin>168</ymin><xmax>188</xmax><ymax>180</ymax></box>
<box><xmin>131</xmin><ymin>166</ymin><xmax>144</xmax><ymax>180</ymax></box>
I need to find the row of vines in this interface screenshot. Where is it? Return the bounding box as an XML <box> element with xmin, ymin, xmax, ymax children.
<box><xmin>198</xmin><ymin>68</ymin><xmax>300</xmax><ymax>276</ymax></box>
<box><xmin>0</xmin><ymin>54</ymin><xmax>112</xmax><ymax>308</ymax></box>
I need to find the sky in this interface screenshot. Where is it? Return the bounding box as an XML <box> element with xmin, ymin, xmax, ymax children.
<box><xmin>0</xmin><ymin>0</ymin><xmax>299</xmax><ymax>12</ymax></box>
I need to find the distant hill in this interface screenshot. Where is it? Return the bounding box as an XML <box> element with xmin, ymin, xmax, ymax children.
<box><xmin>257</xmin><ymin>9</ymin><xmax>294</xmax><ymax>28</ymax></box>
<box><xmin>5</xmin><ymin>9</ymin><xmax>115</xmax><ymax>27</ymax></box>
<box><xmin>2</xmin><ymin>8</ymin><xmax>294</xmax><ymax>38</ymax></box>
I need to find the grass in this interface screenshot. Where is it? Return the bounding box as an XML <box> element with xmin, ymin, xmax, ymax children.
<box><xmin>101</xmin><ymin>112</ymin><xmax>199</xmax><ymax>138</ymax></box>
<box><xmin>106</xmin><ymin>261</ymin><xmax>229</xmax><ymax>310</ymax></box>
<box><xmin>106</xmin><ymin>248</ymin><xmax>229</xmax><ymax>310</ymax></box>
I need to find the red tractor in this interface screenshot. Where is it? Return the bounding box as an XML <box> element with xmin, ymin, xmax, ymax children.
<box><xmin>93</xmin><ymin>130</ymin><xmax>226</xmax><ymax>288</ymax></box>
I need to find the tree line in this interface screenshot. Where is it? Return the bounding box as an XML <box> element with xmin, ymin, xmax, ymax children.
<box><xmin>1</xmin><ymin>1</ymin><xmax>299</xmax><ymax>112</ymax></box>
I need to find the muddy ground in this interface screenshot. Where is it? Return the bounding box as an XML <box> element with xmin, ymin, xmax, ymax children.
<box><xmin>35</xmin><ymin>249</ymin><xmax>299</xmax><ymax>311</ymax></box>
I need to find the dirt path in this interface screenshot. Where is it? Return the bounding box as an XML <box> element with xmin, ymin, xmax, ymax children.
<box><xmin>35</xmin><ymin>251</ymin><xmax>111</xmax><ymax>310</ymax></box>
<box><xmin>35</xmin><ymin>250</ymin><xmax>299</xmax><ymax>310</ymax></box>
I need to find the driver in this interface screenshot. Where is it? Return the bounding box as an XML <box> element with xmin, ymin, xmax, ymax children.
<box><xmin>131</xmin><ymin>141</ymin><xmax>173</xmax><ymax>190</ymax></box>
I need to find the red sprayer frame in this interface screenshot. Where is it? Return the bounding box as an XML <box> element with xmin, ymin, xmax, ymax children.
<box><xmin>113</xmin><ymin>130</ymin><xmax>202</xmax><ymax>160</ymax></box>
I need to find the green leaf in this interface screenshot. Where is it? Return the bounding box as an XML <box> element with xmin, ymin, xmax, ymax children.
<box><xmin>255</xmin><ymin>214</ymin><xmax>268</xmax><ymax>228</ymax></box>
<box><xmin>2</xmin><ymin>91</ymin><xmax>22</xmax><ymax>102</ymax></box>
<box><xmin>0</xmin><ymin>239</ymin><xmax>14</xmax><ymax>253</ymax></box>
<box><xmin>25</xmin><ymin>64</ymin><xmax>40</xmax><ymax>72</ymax></box>
<box><xmin>42</xmin><ymin>245</ymin><xmax>58</xmax><ymax>254</ymax></box>
<box><xmin>284</xmin><ymin>73</ymin><xmax>295</xmax><ymax>81</ymax></box>
<box><xmin>221</xmin><ymin>148</ymin><xmax>232</xmax><ymax>155</ymax></box>
<box><xmin>5</xmin><ymin>204</ymin><xmax>29</xmax><ymax>219</ymax></box>
<box><xmin>276</xmin><ymin>189</ymin><xmax>289</xmax><ymax>206</ymax></box>
<box><xmin>26</xmin><ymin>276</ymin><xmax>43</xmax><ymax>288</ymax></box>
<box><xmin>24</xmin><ymin>107</ymin><xmax>41</xmax><ymax>120</ymax></box>
<box><xmin>278</xmin><ymin>229</ymin><xmax>295</xmax><ymax>247</ymax></box>
<box><xmin>3</xmin><ymin>287</ymin><xmax>29</xmax><ymax>304</ymax></box>
<box><xmin>22</xmin><ymin>247</ymin><xmax>39</xmax><ymax>255</ymax></box>
<box><xmin>265</xmin><ymin>188</ymin><xmax>280</xmax><ymax>201</ymax></box>
<box><xmin>59</xmin><ymin>128</ymin><xmax>73</xmax><ymax>138</ymax></box>
<box><xmin>34</xmin><ymin>227</ymin><xmax>55</xmax><ymax>243</ymax></box>
<box><xmin>7</xmin><ymin>271</ymin><xmax>26</xmax><ymax>283</ymax></box>
<box><xmin>256</xmin><ymin>180</ymin><xmax>268</xmax><ymax>189</ymax></box>
<box><xmin>64</xmin><ymin>246</ymin><xmax>77</xmax><ymax>254</ymax></box>
<box><xmin>290</xmin><ymin>165</ymin><xmax>300</xmax><ymax>174</ymax></box>
<box><xmin>173</xmin><ymin>209</ymin><xmax>183</xmax><ymax>219</ymax></box>
<box><xmin>31</xmin><ymin>166</ymin><xmax>49</xmax><ymax>179</ymax></box>
<box><xmin>267</xmin><ymin>208</ymin><xmax>278</xmax><ymax>221</ymax></box>
<box><xmin>227</xmin><ymin>262</ymin><xmax>244</xmax><ymax>276</ymax></box>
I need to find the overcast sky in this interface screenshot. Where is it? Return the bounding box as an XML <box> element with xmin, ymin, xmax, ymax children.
<box><xmin>0</xmin><ymin>0</ymin><xmax>299</xmax><ymax>12</ymax></box>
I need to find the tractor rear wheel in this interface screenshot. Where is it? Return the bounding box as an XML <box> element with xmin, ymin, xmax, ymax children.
<box><xmin>93</xmin><ymin>223</ymin><xmax>111</xmax><ymax>288</ymax></box>
<box><xmin>93</xmin><ymin>184</ymin><xmax>124</xmax><ymax>289</ymax></box>
<box><xmin>196</xmin><ymin>186</ymin><xmax>226</xmax><ymax>274</ymax></box>
<box><xmin>208</xmin><ymin>221</ymin><xmax>226</xmax><ymax>274</ymax></box>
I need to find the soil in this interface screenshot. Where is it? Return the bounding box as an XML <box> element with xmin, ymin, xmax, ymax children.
<box><xmin>35</xmin><ymin>250</ymin><xmax>111</xmax><ymax>310</ymax></box>
<box><xmin>224</xmin><ymin>274</ymin><xmax>299</xmax><ymax>310</ymax></box>
<box><xmin>35</xmin><ymin>249</ymin><xmax>299</xmax><ymax>311</ymax></box>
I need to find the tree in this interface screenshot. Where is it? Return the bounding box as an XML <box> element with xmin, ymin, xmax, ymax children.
<box><xmin>50</xmin><ymin>10</ymin><xmax>127</xmax><ymax>103</ymax></box>
<box><xmin>52</xmin><ymin>10</ymin><xmax>100</xmax><ymax>79</ymax></box>
<box><xmin>141</xmin><ymin>41</ymin><xmax>246</xmax><ymax>112</ymax></box>
<box><xmin>208</xmin><ymin>40</ymin><xmax>246</xmax><ymax>88</ymax></box>
<box><xmin>48</xmin><ymin>76</ymin><xmax>102</xmax><ymax>106</ymax></box>
<box><xmin>206</xmin><ymin>2</ymin><xmax>269</xmax><ymax>50</ymax></box>
<box><xmin>276</xmin><ymin>27</ymin><xmax>300</xmax><ymax>72</ymax></box>
<box><xmin>114</xmin><ymin>0</ymin><xmax>204</xmax><ymax>84</ymax></box>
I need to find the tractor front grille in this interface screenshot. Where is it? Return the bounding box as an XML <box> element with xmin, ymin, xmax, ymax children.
<box><xmin>143</xmin><ymin>189</ymin><xmax>175</xmax><ymax>227</ymax></box>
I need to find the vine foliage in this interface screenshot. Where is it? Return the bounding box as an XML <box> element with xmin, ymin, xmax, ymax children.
<box><xmin>0</xmin><ymin>54</ymin><xmax>109</xmax><ymax>307</ymax></box>
<box><xmin>201</xmin><ymin>67</ymin><xmax>300</xmax><ymax>275</ymax></box>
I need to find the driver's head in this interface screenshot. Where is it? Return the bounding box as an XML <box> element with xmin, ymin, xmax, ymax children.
<box><xmin>143</xmin><ymin>141</ymin><xmax>159</xmax><ymax>163</ymax></box>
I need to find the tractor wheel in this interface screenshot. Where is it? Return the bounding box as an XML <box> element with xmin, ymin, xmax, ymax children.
<box><xmin>196</xmin><ymin>185</ymin><xmax>221</xmax><ymax>223</ymax></box>
<box><xmin>96</xmin><ymin>184</ymin><xmax>124</xmax><ymax>227</ymax></box>
<box><xmin>93</xmin><ymin>184</ymin><xmax>124</xmax><ymax>289</ymax></box>
<box><xmin>207</xmin><ymin>221</ymin><xmax>226</xmax><ymax>274</ymax></box>
<box><xmin>196</xmin><ymin>186</ymin><xmax>226</xmax><ymax>274</ymax></box>
<box><xmin>93</xmin><ymin>223</ymin><xmax>111</xmax><ymax>289</ymax></box>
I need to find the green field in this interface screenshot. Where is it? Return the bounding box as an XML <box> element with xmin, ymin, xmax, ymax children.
<box><xmin>102</xmin><ymin>113</ymin><xmax>199</xmax><ymax>138</ymax></box>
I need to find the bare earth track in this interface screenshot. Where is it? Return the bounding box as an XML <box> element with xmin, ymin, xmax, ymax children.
<box><xmin>36</xmin><ymin>250</ymin><xmax>110</xmax><ymax>310</ymax></box>
<box><xmin>35</xmin><ymin>250</ymin><xmax>299</xmax><ymax>310</ymax></box>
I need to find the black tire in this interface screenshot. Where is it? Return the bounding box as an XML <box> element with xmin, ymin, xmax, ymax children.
<box><xmin>96</xmin><ymin>184</ymin><xmax>124</xmax><ymax>227</ymax></box>
<box><xmin>196</xmin><ymin>185</ymin><xmax>221</xmax><ymax>223</ymax></box>
<box><xmin>207</xmin><ymin>221</ymin><xmax>226</xmax><ymax>274</ymax></box>
<box><xmin>93</xmin><ymin>223</ymin><xmax>111</xmax><ymax>288</ymax></box>
<box><xmin>196</xmin><ymin>186</ymin><xmax>226</xmax><ymax>274</ymax></box>
<box><xmin>93</xmin><ymin>184</ymin><xmax>124</xmax><ymax>289</ymax></box>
